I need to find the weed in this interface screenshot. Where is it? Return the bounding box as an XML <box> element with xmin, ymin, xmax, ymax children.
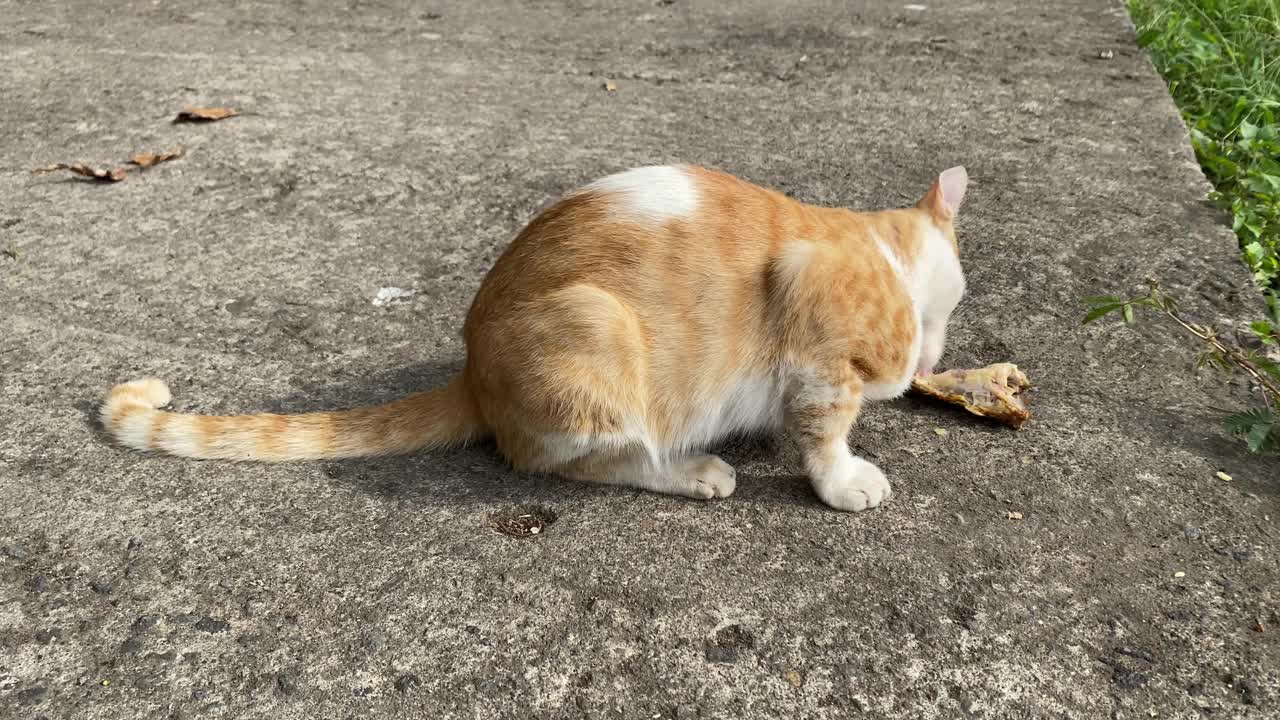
<box><xmin>1085</xmin><ymin>283</ymin><xmax>1280</xmax><ymax>452</ymax></box>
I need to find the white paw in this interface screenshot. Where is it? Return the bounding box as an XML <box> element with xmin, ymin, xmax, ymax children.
<box><xmin>814</xmin><ymin>457</ymin><xmax>892</xmax><ymax>512</ymax></box>
<box><xmin>677</xmin><ymin>455</ymin><xmax>737</xmax><ymax>500</ymax></box>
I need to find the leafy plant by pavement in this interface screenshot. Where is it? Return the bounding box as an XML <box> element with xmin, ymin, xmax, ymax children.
<box><xmin>1104</xmin><ymin>1</ymin><xmax>1280</xmax><ymax>454</ymax></box>
<box><xmin>1129</xmin><ymin>0</ymin><xmax>1280</xmax><ymax>293</ymax></box>
<box><xmin>1085</xmin><ymin>282</ymin><xmax>1280</xmax><ymax>453</ymax></box>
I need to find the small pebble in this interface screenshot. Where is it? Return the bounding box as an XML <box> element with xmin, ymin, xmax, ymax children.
<box><xmin>1173</xmin><ymin>571</ymin><xmax>1186</xmax><ymax>578</ymax></box>
<box><xmin>133</xmin><ymin>615</ymin><xmax>160</xmax><ymax>631</ymax></box>
<box><xmin>16</xmin><ymin>687</ymin><xmax>47</xmax><ymax>705</ymax></box>
<box><xmin>276</xmin><ymin>672</ymin><xmax>299</xmax><ymax>696</ymax></box>
<box><xmin>363</xmin><ymin>630</ymin><xmax>387</xmax><ymax>652</ymax></box>
<box><xmin>194</xmin><ymin>617</ymin><xmax>230</xmax><ymax>634</ymax></box>
<box><xmin>1184</xmin><ymin>526</ymin><xmax>1202</xmax><ymax>540</ymax></box>
<box><xmin>394</xmin><ymin>674</ymin><xmax>421</xmax><ymax>693</ymax></box>
<box><xmin>1112</xmin><ymin>668</ymin><xmax>1149</xmax><ymax>689</ymax></box>
<box><xmin>133</xmin><ymin>676</ymin><xmax>160</xmax><ymax>692</ymax></box>
<box><xmin>704</xmin><ymin>643</ymin><xmax>738</xmax><ymax>663</ymax></box>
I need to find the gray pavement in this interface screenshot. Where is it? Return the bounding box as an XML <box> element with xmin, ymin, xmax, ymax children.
<box><xmin>2</xmin><ymin>0</ymin><xmax>1278</xmax><ymax>718</ymax></box>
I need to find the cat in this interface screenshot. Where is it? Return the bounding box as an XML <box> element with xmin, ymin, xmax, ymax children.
<box><xmin>101</xmin><ymin>164</ymin><xmax>968</xmax><ymax>512</ymax></box>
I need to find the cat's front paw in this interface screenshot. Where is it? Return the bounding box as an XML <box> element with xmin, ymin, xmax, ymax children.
<box><xmin>814</xmin><ymin>457</ymin><xmax>892</xmax><ymax>512</ymax></box>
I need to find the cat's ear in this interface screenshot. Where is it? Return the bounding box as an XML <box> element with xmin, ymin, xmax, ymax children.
<box><xmin>918</xmin><ymin>166</ymin><xmax>968</xmax><ymax>221</ymax></box>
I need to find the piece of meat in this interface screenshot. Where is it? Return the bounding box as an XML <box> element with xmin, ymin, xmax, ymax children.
<box><xmin>910</xmin><ymin>363</ymin><xmax>1032</xmax><ymax>429</ymax></box>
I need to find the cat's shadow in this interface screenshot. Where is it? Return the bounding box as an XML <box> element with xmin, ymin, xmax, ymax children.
<box><xmin>258</xmin><ymin>360</ymin><xmax>824</xmax><ymax>510</ymax></box>
<box><xmin>83</xmin><ymin>361</ymin><xmax>1279</xmax><ymax>511</ymax></box>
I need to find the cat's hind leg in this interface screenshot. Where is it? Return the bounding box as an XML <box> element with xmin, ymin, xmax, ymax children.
<box><xmin>478</xmin><ymin>283</ymin><xmax>735</xmax><ymax>500</ymax></box>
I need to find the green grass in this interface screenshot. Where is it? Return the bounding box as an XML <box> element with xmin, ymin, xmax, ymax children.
<box><xmin>1105</xmin><ymin>2</ymin><xmax>1280</xmax><ymax>453</ymax></box>
<box><xmin>1129</xmin><ymin>0</ymin><xmax>1280</xmax><ymax>298</ymax></box>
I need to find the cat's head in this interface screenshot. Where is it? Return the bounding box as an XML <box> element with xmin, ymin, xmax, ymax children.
<box><xmin>912</xmin><ymin>166</ymin><xmax>968</xmax><ymax>376</ymax></box>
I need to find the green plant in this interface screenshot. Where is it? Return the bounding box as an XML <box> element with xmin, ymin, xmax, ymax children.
<box><xmin>1085</xmin><ymin>282</ymin><xmax>1280</xmax><ymax>452</ymax></box>
<box><xmin>1129</xmin><ymin>0</ymin><xmax>1280</xmax><ymax>292</ymax></box>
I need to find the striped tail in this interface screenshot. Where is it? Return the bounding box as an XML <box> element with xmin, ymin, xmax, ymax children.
<box><xmin>99</xmin><ymin>376</ymin><xmax>485</xmax><ymax>461</ymax></box>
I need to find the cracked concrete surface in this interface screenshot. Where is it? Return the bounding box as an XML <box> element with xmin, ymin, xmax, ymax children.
<box><xmin>2</xmin><ymin>0</ymin><xmax>1278</xmax><ymax>718</ymax></box>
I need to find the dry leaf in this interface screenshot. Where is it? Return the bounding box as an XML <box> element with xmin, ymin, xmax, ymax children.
<box><xmin>783</xmin><ymin>670</ymin><xmax>803</xmax><ymax>688</ymax></box>
<box><xmin>32</xmin><ymin>163</ymin><xmax>126</xmax><ymax>183</ymax></box>
<box><xmin>603</xmin><ymin>79</ymin><xmax>618</xmax><ymax>92</ymax></box>
<box><xmin>173</xmin><ymin>107</ymin><xmax>238</xmax><ymax>123</ymax></box>
<box><xmin>128</xmin><ymin>147</ymin><xmax>184</xmax><ymax>168</ymax></box>
<box><xmin>1006</xmin><ymin>511</ymin><xmax>1024</xmax><ymax>520</ymax></box>
<box><xmin>1255</xmin><ymin>617</ymin><xmax>1265</xmax><ymax>633</ymax></box>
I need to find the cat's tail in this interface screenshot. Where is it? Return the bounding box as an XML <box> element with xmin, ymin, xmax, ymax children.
<box><xmin>99</xmin><ymin>376</ymin><xmax>486</xmax><ymax>461</ymax></box>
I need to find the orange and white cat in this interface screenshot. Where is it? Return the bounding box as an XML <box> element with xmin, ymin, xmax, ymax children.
<box><xmin>102</xmin><ymin>165</ymin><xmax>968</xmax><ymax>511</ymax></box>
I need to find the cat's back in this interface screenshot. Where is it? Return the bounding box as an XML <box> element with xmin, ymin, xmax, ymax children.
<box><xmin>465</xmin><ymin>165</ymin><xmax>823</xmax><ymax>323</ymax></box>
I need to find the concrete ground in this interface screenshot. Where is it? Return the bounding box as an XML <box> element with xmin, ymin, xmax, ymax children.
<box><xmin>2</xmin><ymin>0</ymin><xmax>1278</xmax><ymax>717</ymax></box>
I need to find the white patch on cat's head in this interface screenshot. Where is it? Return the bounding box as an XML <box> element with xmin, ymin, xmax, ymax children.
<box><xmin>910</xmin><ymin>167</ymin><xmax>969</xmax><ymax>375</ymax></box>
<box><xmin>916</xmin><ymin>225</ymin><xmax>966</xmax><ymax>375</ymax></box>
<box><xmin>584</xmin><ymin>165</ymin><xmax>697</xmax><ymax>222</ymax></box>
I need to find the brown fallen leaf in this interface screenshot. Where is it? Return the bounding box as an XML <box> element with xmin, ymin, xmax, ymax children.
<box><xmin>911</xmin><ymin>362</ymin><xmax>1032</xmax><ymax>430</ymax></box>
<box><xmin>1007</xmin><ymin>511</ymin><xmax>1024</xmax><ymax>520</ymax></box>
<box><xmin>32</xmin><ymin>163</ymin><xmax>126</xmax><ymax>183</ymax></box>
<box><xmin>128</xmin><ymin>147</ymin><xmax>184</xmax><ymax>168</ymax></box>
<box><xmin>173</xmin><ymin>107</ymin><xmax>238</xmax><ymax>123</ymax></box>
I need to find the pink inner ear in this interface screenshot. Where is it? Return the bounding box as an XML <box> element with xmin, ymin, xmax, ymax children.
<box><xmin>938</xmin><ymin>166</ymin><xmax>968</xmax><ymax>215</ymax></box>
